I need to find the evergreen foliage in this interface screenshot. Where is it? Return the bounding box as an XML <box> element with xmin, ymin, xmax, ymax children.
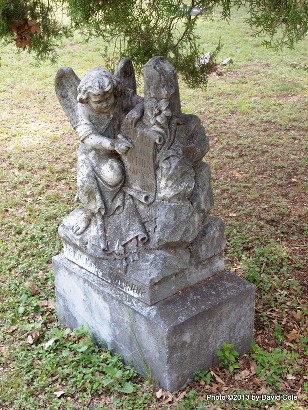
<box><xmin>0</xmin><ymin>0</ymin><xmax>307</xmax><ymax>85</ymax></box>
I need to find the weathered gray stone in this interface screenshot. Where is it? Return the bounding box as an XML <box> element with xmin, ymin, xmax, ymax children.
<box><xmin>54</xmin><ymin>254</ymin><xmax>255</xmax><ymax>391</ymax></box>
<box><xmin>156</xmin><ymin>154</ymin><xmax>195</xmax><ymax>201</ymax></box>
<box><xmin>190</xmin><ymin>7</ymin><xmax>202</xmax><ymax>17</ymax></box>
<box><xmin>55</xmin><ymin>57</ymin><xmax>212</xmax><ymax>258</ymax></box>
<box><xmin>177</xmin><ymin>114</ymin><xmax>210</xmax><ymax>163</ymax></box>
<box><xmin>190</xmin><ymin>216</ymin><xmax>226</xmax><ymax>263</ymax></box>
<box><xmin>189</xmin><ymin>252</ymin><xmax>225</xmax><ymax>284</ymax></box>
<box><xmin>62</xmin><ymin>241</ymin><xmax>191</xmax><ymax>304</ymax></box>
<box><xmin>149</xmin><ymin>200</ymin><xmax>201</xmax><ymax>247</ymax></box>
<box><xmin>190</xmin><ymin>161</ymin><xmax>214</xmax><ymax>214</ymax></box>
<box><xmin>54</xmin><ymin>56</ymin><xmax>254</xmax><ymax>391</ymax></box>
<box><xmin>198</xmin><ymin>52</ymin><xmax>212</xmax><ymax>66</ymax></box>
<box><xmin>61</xmin><ymin>241</ymin><xmax>227</xmax><ymax>305</ymax></box>
<box><xmin>221</xmin><ymin>57</ymin><xmax>234</xmax><ymax>66</ymax></box>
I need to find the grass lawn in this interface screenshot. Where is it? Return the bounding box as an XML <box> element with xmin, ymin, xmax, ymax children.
<box><xmin>0</xmin><ymin>8</ymin><xmax>307</xmax><ymax>410</ymax></box>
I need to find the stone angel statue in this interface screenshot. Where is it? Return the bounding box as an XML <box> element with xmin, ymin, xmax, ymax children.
<box><xmin>55</xmin><ymin>58</ymin><xmax>147</xmax><ymax>257</ymax></box>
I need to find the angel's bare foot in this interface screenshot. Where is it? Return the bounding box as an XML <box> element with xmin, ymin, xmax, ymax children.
<box><xmin>72</xmin><ymin>211</ymin><xmax>92</xmax><ymax>235</ymax></box>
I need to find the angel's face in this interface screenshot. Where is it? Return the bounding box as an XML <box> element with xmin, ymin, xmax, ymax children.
<box><xmin>87</xmin><ymin>90</ymin><xmax>116</xmax><ymax>114</ymax></box>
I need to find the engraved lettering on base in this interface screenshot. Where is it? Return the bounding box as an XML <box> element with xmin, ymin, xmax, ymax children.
<box><xmin>63</xmin><ymin>243</ymin><xmax>146</xmax><ymax>298</ymax></box>
<box><xmin>63</xmin><ymin>243</ymin><xmax>96</xmax><ymax>274</ymax></box>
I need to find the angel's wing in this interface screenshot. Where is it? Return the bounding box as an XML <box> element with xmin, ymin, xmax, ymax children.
<box><xmin>55</xmin><ymin>67</ymin><xmax>80</xmax><ymax>128</ymax></box>
<box><xmin>114</xmin><ymin>57</ymin><xmax>136</xmax><ymax>93</ymax></box>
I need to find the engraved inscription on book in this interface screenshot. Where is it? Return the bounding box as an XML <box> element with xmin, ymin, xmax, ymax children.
<box><xmin>123</xmin><ymin>128</ymin><xmax>157</xmax><ymax>204</ymax></box>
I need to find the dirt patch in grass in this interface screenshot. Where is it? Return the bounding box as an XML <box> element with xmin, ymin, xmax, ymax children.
<box><xmin>221</xmin><ymin>62</ymin><xmax>272</xmax><ymax>78</ymax></box>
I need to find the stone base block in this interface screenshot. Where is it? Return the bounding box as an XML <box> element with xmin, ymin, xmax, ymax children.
<box><xmin>53</xmin><ymin>254</ymin><xmax>255</xmax><ymax>391</ymax></box>
<box><xmin>62</xmin><ymin>242</ymin><xmax>224</xmax><ymax>305</ymax></box>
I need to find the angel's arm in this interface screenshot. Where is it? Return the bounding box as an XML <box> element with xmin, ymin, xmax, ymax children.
<box><xmin>72</xmin><ymin>103</ymin><xmax>113</xmax><ymax>151</ymax></box>
<box><xmin>75</xmin><ymin>121</ymin><xmax>115</xmax><ymax>151</ymax></box>
<box><xmin>83</xmin><ymin>134</ymin><xmax>115</xmax><ymax>151</ymax></box>
<box><xmin>75</xmin><ymin>107</ymin><xmax>131</xmax><ymax>154</ymax></box>
<box><xmin>75</xmin><ymin>124</ymin><xmax>112</xmax><ymax>151</ymax></box>
<box><xmin>81</xmin><ymin>130</ymin><xmax>130</xmax><ymax>154</ymax></box>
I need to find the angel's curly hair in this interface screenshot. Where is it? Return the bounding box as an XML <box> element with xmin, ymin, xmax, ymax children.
<box><xmin>77</xmin><ymin>67</ymin><xmax>122</xmax><ymax>104</ymax></box>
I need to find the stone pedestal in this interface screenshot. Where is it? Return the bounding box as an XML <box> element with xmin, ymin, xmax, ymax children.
<box><xmin>53</xmin><ymin>254</ymin><xmax>255</xmax><ymax>391</ymax></box>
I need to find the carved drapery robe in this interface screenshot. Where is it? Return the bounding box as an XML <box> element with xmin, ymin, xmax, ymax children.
<box><xmin>60</xmin><ymin>99</ymin><xmax>148</xmax><ymax>255</ymax></box>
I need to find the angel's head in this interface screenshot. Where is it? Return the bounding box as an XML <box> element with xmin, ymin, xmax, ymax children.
<box><xmin>77</xmin><ymin>67</ymin><xmax>122</xmax><ymax>114</ymax></box>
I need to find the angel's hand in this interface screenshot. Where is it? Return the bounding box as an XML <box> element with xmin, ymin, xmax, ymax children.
<box><xmin>114</xmin><ymin>134</ymin><xmax>133</xmax><ymax>155</ymax></box>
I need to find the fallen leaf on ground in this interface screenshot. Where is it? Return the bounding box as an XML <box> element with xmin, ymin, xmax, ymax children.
<box><xmin>38</xmin><ymin>299</ymin><xmax>55</xmax><ymax>309</ymax></box>
<box><xmin>287</xmin><ymin>329</ymin><xmax>300</xmax><ymax>341</ymax></box>
<box><xmin>7</xmin><ymin>326</ymin><xmax>18</xmax><ymax>333</ymax></box>
<box><xmin>44</xmin><ymin>338</ymin><xmax>56</xmax><ymax>349</ymax></box>
<box><xmin>27</xmin><ymin>335</ymin><xmax>33</xmax><ymax>344</ymax></box>
<box><xmin>250</xmin><ymin>360</ymin><xmax>257</xmax><ymax>375</ymax></box>
<box><xmin>287</xmin><ymin>374</ymin><xmax>296</xmax><ymax>380</ymax></box>
<box><xmin>27</xmin><ymin>282</ymin><xmax>39</xmax><ymax>295</ymax></box>
<box><xmin>37</xmin><ymin>271</ymin><xmax>46</xmax><ymax>282</ymax></box>
<box><xmin>156</xmin><ymin>388</ymin><xmax>163</xmax><ymax>399</ymax></box>
<box><xmin>27</xmin><ymin>330</ymin><xmax>40</xmax><ymax>344</ymax></box>
<box><xmin>258</xmin><ymin>387</ymin><xmax>269</xmax><ymax>395</ymax></box>
<box><xmin>176</xmin><ymin>391</ymin><xmax>186</xmax><ymax>400</ymax></box>
<box><xmin>293</xmin><ymin>311</ymin><xmax>302</xmax><ymax>322</ymax></box>
<box><xmin>211</xmin><ymin>383</ymin><xmax>219</xmax><ymax>393</ymax></box>
<box><xmin>235</xmin><ymin>369</ymin><xmax>250</xmax><ymax>380</ymax></box>
<box><xmin>54</xmin><ymin>390</ymin><xmax>65</xmax><ymax>398</ymax></box>
<box><xmin>210</xmin><ymin>370</ymin><xmax>225</xmax><ymax>384</ymax></box>
<box><xmin>252</xmin><ymin>378</ymin><xmax>262</xmax><ymax>387</ymax></box>
<box><xmin>47</xmin><ymin>299</ymin><xmax>56</xmax><ymax>309</ymax></box>
<box><xmin>163</xmin><ymin>392</ymin><xmax>174</xmax><ymax>404</ymax></box>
